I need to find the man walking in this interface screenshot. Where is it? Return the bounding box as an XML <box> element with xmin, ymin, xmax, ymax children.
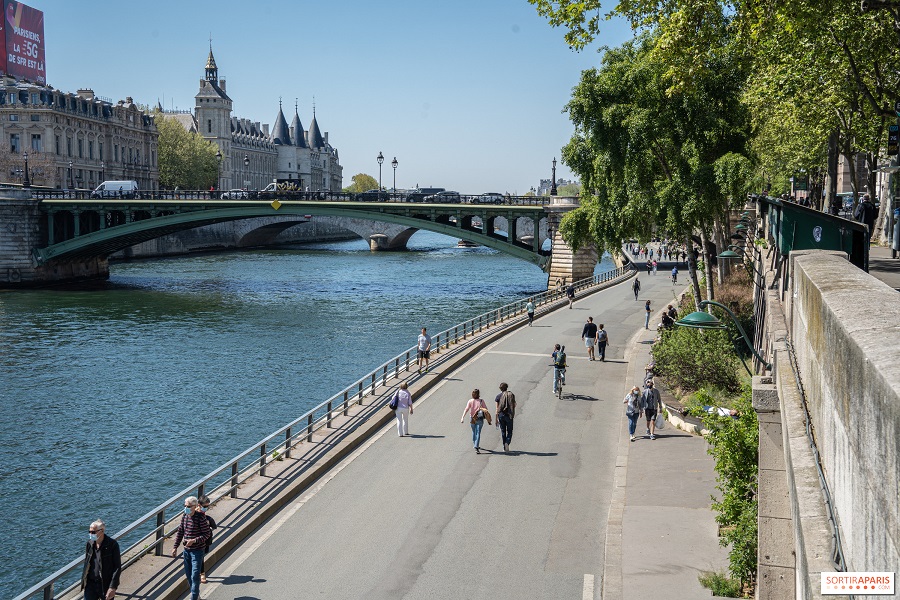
<box><xmin>81</xmin><ymin>519</ymin><xmax>121</xmax><ymax>600</ymax></box>
<box><xmin>581</xmin><ymin>316</ymin><xmax>598</xmax><ymax>361</ymax></box>
<box><xmin>495</xmin><ymin>382</ymin><xmax>516</xmax><ymax>453</ymax></box>
<box><xmin>172</xmin><ymin>496</ymin><xmax>212</xmax><ymax>600</ymax></box>
<box><xmin>566</xmin><ymin>283</ymin><xmax>576</xmax><ymax>308</ymax></box>
<box><xmin>596</xmin><ymin>323</ymin><xmax>609</xmax><ymax>362</ymax></box>
<box><xmin>641</xmin><ymin>379</ymin><xmax>663</xmax><ymax>440</ymax></box>
<box><xmin>526</xmin><ymin>297</ymin><xmax>535</xmax><ymax>326</ymax></box>
<box><xmin>417</xmin><ymin>327</ymin><xmax>432</xmax><ymax>373</ymax></box>
<box><xmin>632</xmin><ymin>277</ymin><xmax>641</xmax><ymax>300</ymax></box>
<box><xmin>854</xmin><ymin>194</ymin><xmax>876</xmax><ymax>243</ymax></box>
<box><xmin>671</xmin><ymin>266</ymin><xmax>678</xmax><ymax>284</ymax></box>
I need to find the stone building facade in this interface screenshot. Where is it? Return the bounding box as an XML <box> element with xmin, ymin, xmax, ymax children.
<box><xmin>0</xmin><ymin>76</ymin><xmax>159</xmax><ymax>190</ymax></box>
<box><xmin>170</xmin><ymin>48</ymin><xmax>342</xmax><ymax>192</ymax></box>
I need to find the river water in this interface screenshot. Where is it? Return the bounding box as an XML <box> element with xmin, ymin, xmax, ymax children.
<box><xmin>0</xmin><ymin>231</ymin><xmax>613</xmax><ymax>597</ymax></box>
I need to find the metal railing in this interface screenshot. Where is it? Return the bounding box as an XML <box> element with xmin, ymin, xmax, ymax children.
<box><xmin>13</xmin><ymin>263</ymin><xmax>634</xmax><ymax>600</ymax></box>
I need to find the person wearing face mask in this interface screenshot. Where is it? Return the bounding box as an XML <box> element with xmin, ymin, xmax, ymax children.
<box><xmin>197</xmin><ymin>495</ymin><xmax>218</xmax><ymax>584</ymax></box>
<box><xmin>171</xmin><ymin>495</ymin><xmax>212</xmax><ymax>600</ymax></box>
<box><xmin>80</xmin><ymin>519</ymin><xmax>121</xmax><ymax>600</ymax></box>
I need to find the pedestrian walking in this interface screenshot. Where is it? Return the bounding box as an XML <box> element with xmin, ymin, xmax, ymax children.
<box><xmin>461</xmin><ymin>388</ymin><xmax>491</xmax><ymax>453</ymax></box>
<box><xmin>198</xmin><ymin>495</ymin><xmax>217</xmax><ymax>584</ymax></box>
<box><xmin>641</xmin><ymin>379</ymin><xmax>663</xmax><ymax>440</ymax></box>
<box><xmin>632</xmin><ymin>277</ymin><xmax>641</xmax><ymax>300</ymax></box>
<box><xmin>671</xmin><ymin>266</ymin><xmax>678</xmax><ymax>284</ymax></box>
<box><xmin>390</xmin><ymin>381</ymin><xmax>414</xmax><ymax>436</ymax></box>
<box><xmin>417</xmin><ymin>327</ymin><xmax>432</xmax><ymax>373</ymax></box>
<box><xmin>644</xmin><ymin>300</ymin><xmax>652</xmax><ymax>329</ymax></box>
<box><xmin>596</xmin><ymin>323</ymin><xmax>609</xmax><ymax>361</ymax></box>
<box><xmin>171</xmin><ymin>496</ymin><xmax>212</xmax><ymax>600</ymax></box>
<box><xmin>582</xmin><ymin>316</ymin><xmax>598</xmax><ymax>361</ymax></box>
<box><xmin>566</xmin><ymin>283</ymin><xmax>576</xmax><ymax>308</ymax></box>
<box><xmin>81</xmin><ymin>519</ymin><xmax>121</xmax><ymax>600</ymax></box>
<box><xmin>652</xmin><ymin>259</ymin><xmax>658</xmax><ymax>275</ymax></box>
<box><xmin>646</xmin><ymin>259</ymin><xmax>652</xmax><ymax>275</ymax></box>
<box><xmin>495</xmin><ymin>382</ymin><xmax>516</xmax><ymax>453</ymax></box>
<box><xmin>624</xmin><ymin>386</ymin><xmax>641</xmax><ymax>442</ymax></box>
<box><xmin>526</xmin><ymin>298</ymin><xmax>535</xmax><ymax>326</ymax></box>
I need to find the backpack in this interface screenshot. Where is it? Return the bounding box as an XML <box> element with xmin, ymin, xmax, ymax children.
<box><xmin>554</xmin><ymin>351</ymin><xmax>567</xmax><ymax>368</ymax></box>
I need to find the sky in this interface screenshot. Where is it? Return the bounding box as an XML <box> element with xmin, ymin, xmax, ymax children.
<box><xmin>30</xmin><ymin>0</ymin><xmax>634</xmax><ymax>194</ymax></box>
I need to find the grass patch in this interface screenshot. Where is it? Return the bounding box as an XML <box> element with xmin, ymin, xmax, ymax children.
<box><xmin>699</xmin><ymin>571</ymin><xmax>743</xmax><ymax>597</ymax></box>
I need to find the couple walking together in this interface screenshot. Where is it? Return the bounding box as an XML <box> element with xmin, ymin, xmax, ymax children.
<box><xmin>624</xmin><ymin>379</ymin><xmax>663</xmax><ymax>441</ymax></box>
<box><xmin>581</xmin><ymin>316</ymin><xmax>609</xmax><ymax>362</ymax></box>
<box><xmin>461</xmin><ymin>383</ymin><xmax>516</xmax><ymax>453</ymax></box>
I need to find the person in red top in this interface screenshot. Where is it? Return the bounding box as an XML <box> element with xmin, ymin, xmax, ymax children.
<box><xmin>171</xmin><ymin>496</ymin><xmax>211</xmax><ymax>600</ymax></box>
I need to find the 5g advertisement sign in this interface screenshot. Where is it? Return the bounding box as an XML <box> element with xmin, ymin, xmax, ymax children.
<box><xmin>0</xmin><ymin>1</ymin><xmax>45</xmax><ymax>84</ymax></box>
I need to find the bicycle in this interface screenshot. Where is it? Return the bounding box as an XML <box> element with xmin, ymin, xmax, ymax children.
<box><xmin>553</xmin><ymin>367</ymin><xmax>566</xmax><ymax>399</ymax></box>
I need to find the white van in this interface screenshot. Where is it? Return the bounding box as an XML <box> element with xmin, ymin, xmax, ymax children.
<box><xmin>91</xmin><ymin>180</ymin><xmax>139</xmax><ymax>199</ymax></box>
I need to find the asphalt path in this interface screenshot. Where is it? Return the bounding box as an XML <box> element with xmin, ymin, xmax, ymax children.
<box><xmin>200</xmin><ymin>272</ymin><xmax>682</xmax><ymax>600</ymax></box>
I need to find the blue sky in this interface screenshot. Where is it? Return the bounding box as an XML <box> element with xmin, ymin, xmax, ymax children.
<box><xmin>33</xmin><ymin>0</ymin><xmax>633</xmax><ymax>193</ymax></box>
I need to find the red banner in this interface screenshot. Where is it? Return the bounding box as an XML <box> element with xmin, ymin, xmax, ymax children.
<box><xmin>4</xmin><ymin>1</ymin><xmax>44</xmax><ymax>84</ymax></box>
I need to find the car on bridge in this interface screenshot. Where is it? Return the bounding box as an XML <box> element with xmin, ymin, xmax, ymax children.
<box><xmin>222</xmin><ymin>189</ymin><xmax>249</xmax><ymax>199</ymax></box>
<box><xmin>405</xmin><ymin>187</ymin><xmax>445</xmax><ymax>202</ymax></box>
<box><xmin>474</xmin><ymin>192</ymin><xmax>504</xmax><ymax>204</ymax></box>
<box><xmin>424</xmin><ymin>190</ymin><xmax>461</xmax><ymax>204</ymax></box>
<box><xmin>357</xmin><ymin>189</ymin><xmax>390</xmax><ymax>202</ymax></box>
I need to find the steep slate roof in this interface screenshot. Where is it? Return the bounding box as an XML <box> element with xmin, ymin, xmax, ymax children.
<box><xmin>272</xmin><ymin>105</ymin><xmax>291</xmax><ymax>145</ymax></box>
<box><xmin>291</xmin><ymin>109</ymin><xmax>308</xmax><ymax>148</ymax></box>
<box><xmin>308</xmin><ymin>111</ymin><xmax>325</xmax><ymax>149</ymax></box>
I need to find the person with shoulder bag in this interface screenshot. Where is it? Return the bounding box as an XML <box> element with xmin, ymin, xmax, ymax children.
<box><xmin>390</xmin><ymin>381</ymin><xmax>414</xmax><ymax>437</ymax></box>
<box><xmin>623</xmin><ymin>386</ymin><xmax>641</xmax><ymax>442</ymax></box>
<box><xmin>461</xmin><ymin>388</ymin><xmax>491</xmax><ymax>453</ymax></box>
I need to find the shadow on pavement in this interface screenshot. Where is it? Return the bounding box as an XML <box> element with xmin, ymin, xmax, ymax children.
<box><xmin>406</xmin><ymin>434</ymin><xmax>446</xmax><ymax>439</ymax></box>
<box><xmin>562</xmin><ymin>393</ymin><xmax>599</xmax><ymax>402</ymax></box>
<box><xmin>220</xmin><ymin>574</ymin><xmax>267</xmax><ymax>585</ymax></box>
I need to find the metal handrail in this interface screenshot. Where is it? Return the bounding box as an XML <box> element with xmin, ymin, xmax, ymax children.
<box><xmin>13</xmin><ymin>262</ymin><xmax>634</xmax><ymax>600</ymax></box>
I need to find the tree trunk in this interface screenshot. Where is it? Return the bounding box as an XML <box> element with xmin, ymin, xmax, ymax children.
<box><xmin>700</xmin><ymin>228</ymin><xmax>716</xmax><ymax>304</ymax></box>
<box><xmin>713</xmin><ymin>215</ymin><xmax>727</xmax><ymax>284</ymax></box>
<box><xmin>686</xmin><ymin>232</ymin><xmax>702</xmax><ymax>312</ymax></box>
<box><xmin>825</xmin><ymin>128</ymin><xmax>839</xmax><ymax>213</ymax></box>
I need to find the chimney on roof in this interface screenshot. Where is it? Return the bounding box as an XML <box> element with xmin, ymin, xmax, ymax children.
<box><xmin>76</xmin><ymin>89</ymin><xmax>94</xmax><ymax>100</ymax></box>
<box><xmin>220</xmin><ymin>77</ymin><xmax>226</xmax><ymax>92</ymax></box>
<box><xmin>262</xmin><ymin>124</ymin><xmax>269</xmax><ymax>136</ymax></box>
<box><xmin>324</xmin><ymin>132</ymin><xmax>328</xmax><ymax>144</ymax></box>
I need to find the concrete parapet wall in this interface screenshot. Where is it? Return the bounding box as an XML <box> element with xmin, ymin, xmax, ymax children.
<box><xmin>788</xmin><ymin>251</ymin><xmax>899</xmax><ymax>574</ymax></box>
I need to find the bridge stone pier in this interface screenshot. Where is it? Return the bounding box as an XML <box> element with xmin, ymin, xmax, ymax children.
<box><xmin>545</xmin><ymin>197</ymin><xmax>598</xmax><ymax>286</ymax></box>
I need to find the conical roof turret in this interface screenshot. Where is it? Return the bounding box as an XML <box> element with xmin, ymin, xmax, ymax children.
<box><xmin>308</xmin><ymin>107</ymin><xmax>325</xmax><ymax>149</ymax></box>
<box><xmin>291</xmin><ymin>104</ymin><xmax>307</xmax><ymax>148</ymax></box>
<box><xmin>272</xmin><ymin>101</ymin><xmax>291</xmax><ymax>146</ymax></box>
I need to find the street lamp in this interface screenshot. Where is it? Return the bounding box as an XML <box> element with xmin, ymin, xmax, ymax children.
<box><xmin>676</xmin><ymin>299</ymin><xmax>772</xmax><ymax>372</ymax></box>
<box><xmin>391</xmin><ymin>157</ymin><xmax>398</xmax><ymax>193</ymax></box>
<box><xmin>68</xmin><ymin>160</ymin><xmax>74</xmax><ymax>190</ymax></box>
<box><xmin>550</xmin><ymin>158</ymin><xmax>558</xmax><ymax>196</ymax></box>
<box><xmin>244</xmin><ymin>154</ymin><xmax>250</xmax><ymax>190</ymax></box>
<box><xmin>215</xmin><ymin>149</ymin><xmax>222</xmax><ymax>195</ymax></box>
<box><xmin>22</xmin><ymin>151</ymin><xmax>30</xmax><ymax>188</ymax></box>
<box><xmin>100</xmin><ymin>161</ymin><xmax>105</xmax><ymax>182</ymax></box>
<box><xmin>377</xmin><ymin>151</ymin><xmax>384</xmax><ymax>193</ymax></box>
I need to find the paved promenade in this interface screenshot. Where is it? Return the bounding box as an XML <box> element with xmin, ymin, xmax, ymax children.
<box><xmin>186</xmin><ymin>274</ymin><xmax>725</xmax><ymax>600</ymax></box>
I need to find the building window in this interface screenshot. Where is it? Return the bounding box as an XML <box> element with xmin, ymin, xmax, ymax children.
<box><xmin>207</xmin><ymin>119</ymin><xmax>212</xmax><ymax>133</ymax></box>
<box><xmin>31</xmin><ymin>134</ymin><xmax>41</xmax><ymax>152</ymax></box>
<box><xmin>55</xmin><ymin>135</ymin><xmax>60</xmax><ymax>155</ymax></box>
<box><xmin>67</xmin><ymin>137</ymin><xmax>72</xmax><ymax>157</ymax></box>
<box><xmin>99</xmin><ymin>143</ymin><xmax>103</xmax><ymax>160</ymax></box>
<box><xmin>114</xmin><ymin>145</ymin><xmax>118</xmax><ymax>161</ymax></box>
<box><xmin>10</xmin><ymin>134</ymin><xmax>20</xmax><ymax>153</ymax></box>
<box><xmin>9</xmin><ymin>114</ymin><xmax>17</xmax><ymax>121</ymax></box>
<box><xmin>78</xmin><ymin>139</ymin><xmax>83</xmax><ymax>158</ymax></box>
<box><xmin>30</xmin><ymin>93</ymin><xmax>37</xmax><ymax>104</ymax></box>
<box><xmin>30</xmin><ymin>114</ymin><xmax>39</xmax><ymax>121</ymax></box>
<box><xmin>88</xmin><ymin>140</ymin><xmax>94</xmax><ymax>159</ymax></box>
<box><xmin>7</xmin><ymin>93</ymin><xmax>14</xmax><ymax>104</ymax></box>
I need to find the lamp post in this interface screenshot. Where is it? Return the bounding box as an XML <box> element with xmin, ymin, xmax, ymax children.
<box><xmin>391</xmin><ymin>156</ymin><xmax>398</xmax><ymax>194</ymax></box>
<box><xmin>550</xmin><ymin>158</ymin><xmax>558</xmax><ymax>196</ymax></box>
<box><xmin>68</xmin><ymin>160</ymin><xmax>74</xmax><ymax>190</ymax></box>
<box><xmin>22</xmin><ymin>151</ymin><xmax>30</xmax><ymax>188</ymax></box>
<box><xmin>243</xmin><ymin>154</ymin><xmax>250</xmax><ymax>190</ymax></box>
<box><xmin>100</xmin><ymin>161</ymin><xmax>105</xmax><ymax>182</ymax></box>
<box><xmin>676</xmin><ymin>299</ymin><xmax>772</xmax><ymax>372</ymax></box>
<box><xmin>215</xmin><ymin>149</ymin><xmax>222</xmax><ymax>196</ymax></box>
<box><xmin>377</xmin><ymin>151</ymin><xmax>384</xmax><ymax>195</ymax></box>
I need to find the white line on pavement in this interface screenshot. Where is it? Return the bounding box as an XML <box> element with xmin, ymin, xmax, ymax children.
<box><xmin>583</xmin><ymin>573</ymin><xmax>595</xmax><ymax>599</ymax></box>
<box><xmin>486</xmin><ymin>350</ymin><xmax>590</xmax><ymax>360</ymax></box>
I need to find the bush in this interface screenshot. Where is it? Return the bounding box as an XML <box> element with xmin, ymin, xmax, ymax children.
<box><xmin>699</xmin><ymin>571</ymin><xmax>743</xmax><ymax>597</ymax></box>
<box><xmin>703</xmin><ymin>386</ymin><xmax>758</xmax><ymax>591</ymax></box>
<box><xmin>651</xmin><ymin>326</ymin><xmax>741</xmax><ymax>393</ymax></box>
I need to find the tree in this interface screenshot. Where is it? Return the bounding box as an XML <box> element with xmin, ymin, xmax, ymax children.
<box><xmin>557</xmin><ymin>182</ymin><xmax>581</xmax><ymax>196</ymax></box>
<box><xmin>155</xmin><ymin>116</ymin><xmax>219</xmax><ymax>190</ymax></box>
<box><xmin>344</xmin><ymin>173</ymin><xmax>378</xmax><ymax>194</ymax></box>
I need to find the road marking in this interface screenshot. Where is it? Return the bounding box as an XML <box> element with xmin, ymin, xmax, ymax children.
<box><xmin>201</xmin><ymin>420</ymin><xmax>395</xmax><ymax>598</ymax></box>
<box><xmin>583</xmin><ymin>573</ymin><xmax>595</xmax><ymax>599</ymax></box>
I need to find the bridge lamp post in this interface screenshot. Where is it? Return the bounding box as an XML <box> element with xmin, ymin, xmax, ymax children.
<box><xmin>100</xmin><ymin>161</ymin><xmax>105</xmax><ymax>183</ymax></box>
<box><xmin>68</xmin><ymin>160</ymin><xmax>74</xmax><ymax>190</ymax></box>
<box><xmin>215</xmin><ymin>149</ymin><xmax>222</xmax><ymax>195</ymax></box>
<box><xmin>675</xmin><ymin>299</ymin><xmax>772</xmax><ymax>373</ymax></box>
<box><xmin>243</xmin><ymin>154</ymin><xmax>250</xmax><ymax>190</ymax></box>
<box><xmin>391</xmin><ymin>157</ymin><xmax>398</xmax><ymax>193</ymax></box>
<box><xmin>550</xmin><ymin>158</ymin><xmax>558</xmax><ymax>196</ymax></box>
<box><xmin>377</xmin><ymin>151</ymin><xmax>384</xmax><ymax>193</ymax></box>
<box><xmin>22</xmin><ymin>151</ymin><xmax>30</xmax><ymax>188</ymax></box>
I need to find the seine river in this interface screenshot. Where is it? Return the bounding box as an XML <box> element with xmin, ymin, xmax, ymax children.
<box><xmin>0</xmin><ymin>231</ymin><xmax>613</xmax><ymax>598</ymax></box>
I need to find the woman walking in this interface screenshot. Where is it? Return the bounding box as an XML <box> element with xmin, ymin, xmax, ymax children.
<box><xmin>644</xmin><ymin>300</ymin><xmax>652</xmax><ymax>329</ymax></box>
<box><xmin>461</xmin><ymin>388</ymin><xmax>491</xmax><ymax>453</ymax></box>
<box><xmin>391</xmin><ymin>381</ymin><xmax>414</xmax><ymax>436</ymax></box>
<box><xmin>624</xmin><ymin>386</ymin><xmax>641</xmax><ymax>441</ymax></box>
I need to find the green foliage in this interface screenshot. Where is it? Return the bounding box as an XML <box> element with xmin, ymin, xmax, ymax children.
<box><xmin>156</xmin><ymin>116</ymin><xmax>218</xmax><ymax>190</ymax></box>
<box><xmin>651</xmin><ymin>326</ymin><xmax>741</xmax><ymax>393</ymax></box>
<box><xmin>699</xmin><ymin>571</ymin><xmax>743</xmax><ymax>598</ymax></box>
<box><xmin>703</xmin><ymin>386</ymin><xmax>758</xmax><ymax>589</ymax></box>
<box><xmin>344</xmin><ymin>173</ymin><xmax>378</xmax><ymax>194</ymax></box>
<box><xmin>556</xmin><ymin>182</ymin><xmax>581</xmax><ymax>196</ymax></box>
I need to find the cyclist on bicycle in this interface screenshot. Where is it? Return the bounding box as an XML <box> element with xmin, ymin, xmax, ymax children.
<box><xmin>552</xmin><ymin>344</ymin><xmax>567</xmax><ymax>394</ymax></box>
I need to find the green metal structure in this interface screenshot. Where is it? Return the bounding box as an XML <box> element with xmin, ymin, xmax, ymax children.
<box><xmin>34</xmin><ymin>198</ymin><xmax>551</xmax><ymax>269</ymax></box>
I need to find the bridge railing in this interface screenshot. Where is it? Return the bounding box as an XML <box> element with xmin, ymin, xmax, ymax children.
<box><xmin>28</xmin><ymin>188</ymin><xmax>556</xmax><ymax>206</ymax></box>
<box><xmin>13</xmin><ymin>263</ymin><xmax>633</xmax><ymax>600</ymax></box>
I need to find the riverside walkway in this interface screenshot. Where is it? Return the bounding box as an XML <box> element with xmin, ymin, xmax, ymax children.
<box><xmin>150</xmin><ymin>273</ymin><xmax>724</xmax><ymax>600</ymax></box>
